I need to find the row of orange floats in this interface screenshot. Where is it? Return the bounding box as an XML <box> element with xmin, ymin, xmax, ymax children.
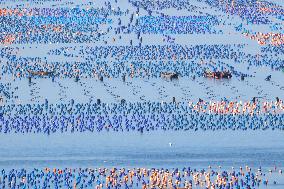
<box><xmin>1</xmin><ymin>24</ymin><xmax>65</xmax><ymax>45</ymax></box>
<box><xmin>257</xmin><ymin>2</ymin><xmax>284</xmax><ymax>15</ymax></box>
<box><xmin>244</xmin><ymin>32</ymin><xmax>284</xmax><ymax>46</ymax></box>
<box><xmin>0</xmin><ymin>8</ymin><xmax>33</xmax><ymax>17</ymax></box>
<box><xmin>189</xmin><ymin>100</ymin><xmax>284</xmax><ymax>115</ymax></box>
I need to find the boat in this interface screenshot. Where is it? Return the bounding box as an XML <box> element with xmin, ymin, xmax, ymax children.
<box><xmin>204</xmin><ymin>70</ymin><xmax>232</xmax><ymax>79</ymax></box>
<box><xmin>160</xmin><ymin>72</ymin><xmax>179</xmax><ymax>80</ymax></box>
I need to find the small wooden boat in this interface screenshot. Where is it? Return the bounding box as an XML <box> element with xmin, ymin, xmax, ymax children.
<box><xmin>160</xmin><ymin>72</ymin><xmax>179</xmax><ymax>80</ymax></box>
<box><xmin>204</xmin><ymin>70</ymin><xmax>232</xmax><ymax>79</ymax></box>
